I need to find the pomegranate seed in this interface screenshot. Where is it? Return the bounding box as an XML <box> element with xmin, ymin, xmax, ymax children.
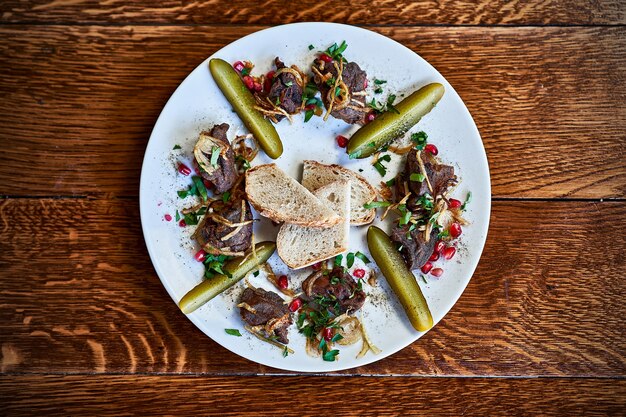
<box><xmin>365</xmin><ymin>112</ymin><xmax>376</xmax><ymax>123</ymax></box>
<box><xmin>353</xmin><ymin>268</ymin><xmax>366</xmax><ymax>279</ymax></box>
<box><xmin>242</xmin><ymin>75</ymin><xmax>254</xmax><ymax>90</ymax></box>
<box><xmin>449</xmin><ymin>222</ymin><xmax>462</xmax><ymax>238</ymax></box>
<box><xmin>203</xmin><ymin>178</ymin><xmax>212</xmax><ymax>188</ymax></box>
<box><xmin>429</xmin><ymin>252</ymin><xmax>440</xmax><ymax>262</ymax></box>
<box><xmin>434</xmin><ymin>240</ymin><xmax>445</xmax><ymax>254</ymax></box>
<box><xmin>253</xmin><ymin>81</ymin><xmax>263</xmax><ymax>92</ymax></box>
<box><xmin>420</xmin><ymin>262</ymin><xmax>433</xmax><ymax>274</ymax></box>
<box><xmin>448</xmin><ymin>198</ymin><xmax>462</xmax><ymax>209</ymax></box>
<box><xmin>289</xmin><ymin>298</ymin><xmax>302</xmax><ymax>312</ymax></box>
<box><xmin>312</xmin><ymin>262</ymin><xmax>323</xmax><ymax>271</ymax></box>
<box><xmin>266</xmin><ymin>70</ymin><xmax>275</xmax><ymax>81</ymax></box>
<box><xmin>322</xmin><ymin>327</ymin><xmax>333</xmax><ymax>341</ymax></box>
<box><xmin>364</xmin><ymin>78</ymin><xmax>368</xmax><ymax>89</ymax></box>
<box><xmin>305</xmin><ymin>104</ymin><xmax>316</xmax><ymax>111</ymax></box>
<box><xmin>424</xmin><ymin>144</ymin><xmax>438</xmax><ymax>155</ymax></box>
<box><xmin>336</xmin><ymin>135</ymin><xmax>349</xmax><ymax>148</ymax></box>
<box><xmin>277</xmin><ymin>275</ymin><xmax>289</xmax><ymax>289</ymax></box>
<box><xmin>319</xmin><ymin>53</ymin><xmax>333</xmax><ymax>63</ymax></box>
<box><xmin>263</xmin><ymin>78</ymin><xmax>272</xmax><ymax>93</ymax></box>
<box><xmin>164</xmin><ymin>214</ymin><xmax>172</xmax><ymax>222</ymax></box>
<box><xmin>430</xmin><ymin>268</ymin><xmax>444</xmax><ymax>277</ymax></box>
<box><xmin>177</xmin><ymin>163</ymin><xmax>191</xmax><ymax>176</ymax></box>
<box><xmin>178</xmin><ymin>219</ymin><xmax>187</xmax><ymax>227</ymax></box>
<box><xmin>194</xmin><ymin>249</ymin><xmax>206</xmax><ymax>262</ymax></box>
<box><xmin>443</xmin><ymin>246</ymin><xmax>456</xmax><ymax>260</ymax></box>
<box><xmin>233</xmin><ymin>61</ymin><xmax>244</xmax><ymax>72</ymax></box>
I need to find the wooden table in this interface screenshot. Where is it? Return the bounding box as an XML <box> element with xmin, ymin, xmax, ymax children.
<box><xmin>1</xmin><ymin>1</ymin><xmax>625</xmax><ymax>415</ymax></box>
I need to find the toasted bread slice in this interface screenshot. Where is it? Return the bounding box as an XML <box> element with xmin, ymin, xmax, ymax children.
<box><xmin>277</xmin><ymin>180</ymin><xmax>351</xmax><ymax>269</ymax></box>
<box><xmin>301</xmin><ymin>160</ymin><xmax>376</xmax><ymax>225</ymax></box>
<box><xmin>245</xmin><ymin>163</ymin><xmax>341</xmax><ymax>227</ymax></box>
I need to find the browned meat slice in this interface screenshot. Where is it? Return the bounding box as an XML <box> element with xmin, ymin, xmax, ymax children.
<box><xmin>193</xmin><ymin>123</ymin><xmax>238</xmax><ymax>194</ymax></box>
<box><xmin>192</xmin><ymin>194</ymin><xmax>253</xmax><ymax>256</ymax></box>
<box><xmin>406</xmin><ymin>149</ymin><xmax>456</xmax><ymax>198</ymax></box>
<box><xmin>312</xmin><ymin>58</ymin><xmax>369</xmax><ymax>124</ymax></box>
<box><xmin>239</xmin><ymin>287</ymin><xmax>292</xmax><ymax>344</ymax></box>
<box><xmin>390</xmin><ymin>225</ymin><xmax>439</xmax><ymax>271</ymax></box>
<box><xmin>302</xmin><ymin>267</ymin><xmax>366</xmax><ymax>315</ymax></box>
<box><xmin>267</xmin><ymin>57</ymin><xmax>304</xmax><ymax>117</ymax></box>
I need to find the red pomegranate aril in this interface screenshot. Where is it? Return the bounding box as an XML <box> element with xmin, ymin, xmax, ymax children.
<box><xmin>448</xmin><ymin>198</ymin><xmax>462</xmax><ymax>209</ymax></box>
<box><xmin>449</xmin><ymin>222</ymin><xmax>462</xmax><ymax>238</ymax></box>
<box><xmin>424</xmin><ymin>144</ymin><xmax>438</xmax><ymax>155</ymax></box>
<box><xmin>289</xmin><ymin>298</ymin><xmax>302</xmax><ymax>312</ymax></box>
<box><xmin>353</xmin><ymin>268</ymin><xmax>366</xmax><ymax>278</ymax></box>
<box><xmin>164</xmin><ymin>214</ymin><xmax>172</xmax><ymax>222</ymax></box>
<box><xmin>364</xmin><ymin>78</ymin><xmax>368</xmax><ymax>89</ymax></box>
<box><xmin>429</xmin><ymin>252</ymin><xmax>440</xmax><ymax>262</ymax></box>
<box><xmin>194</xmin><ymin>249</ymin><xmax>206</xmax><ymax>262</ymax></box>
<box><xmin>305</xmin><ymin>104</ymin><xmax>316</xmax><ymax>111</ymax></box>
<box><xmin>320</xmin><ymin>53</ymin><xmax>333</xmax><ymax>63</ymax></box>
<box><xmin>312</xmin><ymin>262</ymin><xmax>323</xmax><ymax>271</ymax></box>
<box><xmin>177</xmin><ymin>163</ymin><xmax>192</xmax><ymax>176</ymax></box>
<box><xmin>253</xmin><ymin>81</ymin><xmax>263</xmax><ymax>92</ymax></box>
<box><xmin>336</xmin><ymin>135</ymin><xmax>349</xmax><ymax>148</ymax></box>
<box><xmin>322</xmin><ymin>327</ymin><xmax>333</xmax><ymax>341</ymax></box>
<box><xmin>420</xmin><ymin>262</ymin><xmax>433</xmax><ymax>274</ymax></box>
<box><xmin>443</xmin><ymin>246</ymin><xmax>456</xmax><ymax>260</ymax></box>
<box><xmin>266</xmin><ymin>70</ymin><xmax>275</xmax><ymax>81</ymax></box>
<box><xmin>434</xmin><ymin>240</ymin><xmax>446</xmax><ymax>254</ymax></box>
<box><xmin>277</xmin><ymin>275</ymin><xmax>289</xmax><ymax>290</ymax></box>
<box><xmin>179</xmin><ymin>219</ymin><xmax>187</xmax><ymax>227</ymax></box>
<box><xmin>203</xmin><ymin>178</ymin><xmax>212</xmax><ymax>188</ymax></box>
<box><xmin>365</xmin><ymin>112</ymin><xmax>376</xmax><ymax>123</ymax></box>
<box><xmin>430</xmin><ymin>268</ymin><xmax>444</xmax><ymax>277</ymax></box>
<box><xmin>242</xmin><ymin>75</ymin><xmax>255</xmax><ymax>90</ymax></box>
<box><xmin>233</xmin><ymin>61</ymin><xmax>245</xmax><ymax>72</ymax></box>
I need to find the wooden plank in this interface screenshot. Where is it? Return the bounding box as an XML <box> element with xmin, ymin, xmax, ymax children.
<box><xmin>0</xmin><ymin>375</ymin><xmax>624</xmax><ymax>416</ymax></box>
<box><xmin>1</xmin><ymin>0</ymin><xmax>625</xmax><ymax>25</ymax></box>
<box><xmin>0</xmin><ymin>26</ymin><xmax>624</xmax><ymax>198</ymax></box>
<box><xmin>0</xmin><ymin>199</ymin><xmax>624</xmax><ymax>376</ymax></box>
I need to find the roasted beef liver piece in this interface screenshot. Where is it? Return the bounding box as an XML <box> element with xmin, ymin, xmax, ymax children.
<box><xmin>391</xmin><ymin>225</ymin><xmax>439</xmax><ymax>271</ymax></box>
<box><xmin>406</xmin><ymin>149</ymin><xmax>456</xmax><ymax>198</ymax></box>
<box><xmin>239</xmin><ymin>287</ymin><xmax>292</xmax><ymax>344</ymax></box>
<box><xmin>193</xmin><ymin>195</ymin><xmax>253</xmax><ymax>256</ymax></box>
<box><xmin>194</xmin><ymin>123</ymin><xmax>238</xmax><ymax>194</ymax></box>
<box><xmin>267</xmin><ymin>57</ymin><xmax>304</xmax><ymax>117</ymax></box>
<box><xmin>312</xmin><ymin>58</ymin><xmax>369</xmax><ymax>125</ymax></box>
<box><xmin>302</xmin><ymin>267</ymin><xmax>366</xmax><ymax>315</ymax></box>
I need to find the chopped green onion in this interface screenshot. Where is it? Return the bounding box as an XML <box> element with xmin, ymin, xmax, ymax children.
<box><xmin>410</xmin><ymin>173</ymin><xmax>425</xmax><ymax>182</ymax></box>
<box><xmin>210</xmin><ymin>146</ymin><xmax>220</xmax><ymax>168</ymax></box>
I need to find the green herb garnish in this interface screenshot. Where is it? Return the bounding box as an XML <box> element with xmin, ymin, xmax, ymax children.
<box><xmin>210</xmin><ymin>146</ymin><xmax>220</xmax><ymax>168</ymax></box>
<box><xmin>346</xmin><ymin>252</ymin><xmax>355</xmax><ymax>268</ymax></box>
<box><xmin>222</xmin><ymin>191</ymin><xmax>231</xmax><ymax>203</ymax></box>
<box><xmin>308</xmin><ymin>44</ymin><xmax>315</xmax><ymax>51</ymax></box>
<box><xmin>175</xmin><ymin>210</ymin><xmax>181</xmax><ymax>222</ymax></box>
<box><xmin>192</xmin><ymin>175</ymin><xmax>208</xmax><ymax>202</ymax></box>
<box><xmin>282</xmin><ymin>345</ymin><xmax>289</xmax><ymax>357</ymax></box>
<box><xmin>385</xmin><ymin>178</ymin><xmax>396</xmax><ymax>187</ymax></box>
<box><xmin>304</xmin><ymin>109</ymin><xmax>314</xmax><ymax>122</ymax></box>
<box><xmin>374</xmin><ymin>79</ymin><xmax>387</xmax><ymax>85</ymax></box>
<box><xmin>411</xmin><ymin>131</ymin><xmax>428</xmax><ymax>150</ymax></box>
<box><xmin>325</xmin><ymin>40</ymin><xmax>348</xmax><ymax>60</ymax></box>
<box><xmin>374</xmin><ymin>87</ymin><xmax>383</xmax><ymax>94</ymax></box>
<box><xmin>284</xmin><ymin>81</ymin><xmax>293</xmax><ymax>87</ymax></box>
<box><xmin>172</xmin><ymin>144</ymin><xmax>181</xmax><ymax>150</ymax></box>
<box><xmin>363</xmin><ymin>201</ymin><xmax>391</xmax><ymax>209</ymax></box>
<box><xmin>461</xmin><ymin>191</ymin><xmax>472</xmax><ymax>211</ymax></box>
<box><xmin>334</xmin><ymin>254</ymin><xmax>343</xmax><ymax>267</ymax></box>
<box><xmin>373</xmin><ymin>154</ymin><xmax>391</xmax><ymax>177</ymax></box>
<box><xmin>355</xmin><ymin>252</ymin><xmax>371</xmax><ymax>264</ymax></box>
<box><xmin>410</xmin><ymin>173</ymin><xmax>425</xmax><ymax>182</ymax></box>
<box><xmin>225</xmin><ymin>328</ymin><xmax>241</xmax><ymax>337</ymax></box>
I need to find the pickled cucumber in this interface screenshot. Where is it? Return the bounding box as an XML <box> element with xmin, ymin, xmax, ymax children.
<box><xmin>347</xmin><ymin>83</ymin><xmax>445</xmax><ymax>159</ymax></box>
<box><xmin>367</xmin><ymin>226</ymin><xmax>433</xmax><ymax>332</ymax></box>
<box><xmin>178</xmin><ymin>241</ymin><xmax>276</xmax><ymax>314</ymax></box>
<box><xmin>209</xmin><ymin>58</ymin><xmax>283</xmax><ymax>159</ymax></box>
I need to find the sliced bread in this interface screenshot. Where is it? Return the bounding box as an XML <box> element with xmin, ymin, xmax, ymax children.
<box><xmin>245</xmin><ymin>163</ymin><xmax>341</xmax><ymax>227</ymax></box>
<box><xmin>277</xmin><ymin>180</ymin><xmax>351</xmax><ymax>269</ymax></box>
<box><xmin>301</xmin><ymin>160</ymin><xmax>377</xmax><ymax>225</ymax></box>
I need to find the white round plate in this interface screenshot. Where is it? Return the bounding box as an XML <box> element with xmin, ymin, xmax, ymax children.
<box><xmin>140</xmin><ymin>22</ymin><xmax>490</xmax><ymax>372</ymax></box>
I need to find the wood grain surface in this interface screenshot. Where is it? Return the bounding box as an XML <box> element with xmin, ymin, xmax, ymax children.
<box><xmin>1</xmin><ymin>0</ymin><xmax>625</xmax><ymax>25</ymax></box>
<box><xmin>0</xmin><ymin>375</ymin><xmax>624</xmax><ymax>416</ymax></box>
<box><xmin>1</xmin><ymin>199</ymin><xmax>623</xmax><ymax>376</ymax></box>
<box><xmin>0</xmin><ymin>26</ymin><xmax>624</xmax><ymax>198</ymax></box>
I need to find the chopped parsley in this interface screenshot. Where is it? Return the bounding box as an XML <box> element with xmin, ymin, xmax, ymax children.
<box><xmin>304</xmin><ymin>109</ymin><xmax>314</xmax><ymax>122</ymax></box>
<box><xmin>368</xmin><ymin>94</ymin><xmax>399</xmax><ymax>114</ymax></box>
<box><xmin>323</xmin><ymin>348</ymin><xmax>340</xmax><ymax>362</ymax></box>
<box><xmin>331</xmin><ymin>333</ymin><xmax>344</xmax><ymax>343</ymax></box>
<box><xmin>235</xmin><ymin>155</ymin><xmax>251</xmax><ymax>171</ymax></box>
<box><xmin>175</xmin><ymin>210</ymin><xmax>181</xmax><ymax>222</ymax></box>
<box><xmin>411</xmin><ymin>131</ymin><xmax>428</xmax><ymax>150</ymax></box>
<box><xmin>253</xmin><ymin>270</ymin><xmax>260</xmax><ymax>277</ymax></box>
<box><xmin>410</xmin><ymin>172</ymin><xmax>425</xmax><ymax>182</ymax></box>
<box><xmin>385</xmin><ymin>178</ymin><xmax>396</xmax><ymax>187</ymax></box>
<box><xmin>330</xmin><ymin>276</ymin><xmax>341</xmax><ymax>285</ymax></box>
<box><xmin>398</xmin><ymin>205</ymin><xmax>411</xmax><ymax>226</ymax></box>
<box><xmin>355</xmin><ymin>251</ymin><xmax>371</xmax><ymax>264</ymax></box>
<box><xmin>461</xmin><ymin>191</ymin><xmax>472</xmax><ymax>211</ymax></box>
<box><xmin>363</xmin><ymin>201</ymin><xmax>391</xmax><ymax>209</ymax></box>
<box><xmin>172</xmin><ymin>144</ymin><xmax>181</xmax><ymax>150</ymax></box>
<box><xmin>308</xmin><ymin>44</ymin><xmax>315</xmax><ymax>51</ymax></box>
<box><xmin>373</xmin><ymin>154</ymin><xmax>391</xmax><ymax>176</ymax></box>
<box><xmin>325</xmin><ymin>40</ymin><xmax>348</xmax><ymax>60</ymax></box>
<box><xmin>374</xmin><ymin>87</ymin><xmax>383</xmax><ymax>94</ymax></box>
<box><xmin>192</xmin><ymin>175</ymin><xmax>209</xmax><ymax>202</ymax></box>
<box><xmin>334</xmin><ymin>254</ymin><xmax>343</xmax><ymax>267</ymax></box>
<box><xmin>222</xmin><ymin>191</ymin><xmax>231</xmax><ymax>203</ymax></box>
<box><xmin>386</xmin><ymin>94</ymin><xmax>400</xmax><ymax>114</ymax></box>
<box><xmin>225</xmin><ymin>328</ymin><xmax>242</xmax><ymax>337</ymax></box>
<box><xmin>374</xmin><ymin>79</ymin><xmax>387</xmax><ymax>85</ymax></box>
<box><xmin>204</xmin><ymin>253</ymin><xmax>232</xmax><ymax>279</ymax></box>
<box><xmin>346</xmin><ymin>252</ymin><xmax>355</xmax><ymax>268</ymax></box>
<box><xmin>283</xmin><ymin>345</ymin><xmax>290</xmax><ymax>357</ymax></box>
